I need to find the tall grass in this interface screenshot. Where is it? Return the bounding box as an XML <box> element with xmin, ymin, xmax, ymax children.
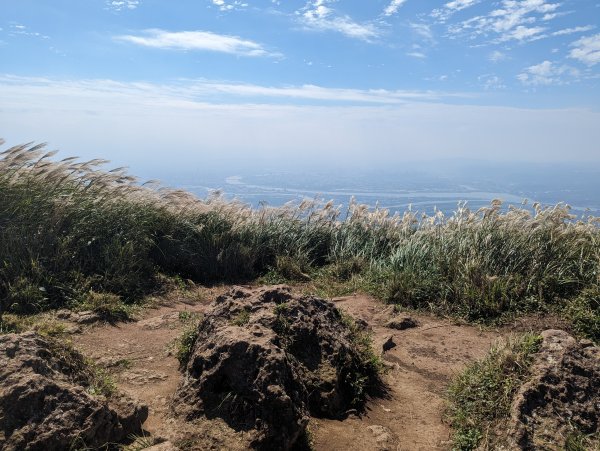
<box><xmin>1</xmin><ymin>140</ymin><xmax>599</xmax><ymax>335</ymax></box>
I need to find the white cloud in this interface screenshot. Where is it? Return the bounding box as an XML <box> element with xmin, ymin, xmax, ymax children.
<box><xmin>432</xmin><ymin>0</ymin><xmax>480</xmax><ymax>22</ymax></box>
<box><xmin>569</xmin><ymin>33</ymin><xmax>600</xmax><ymax>66</ymax></box>
<box><xmin>0</xmin><ymin>75</ymin><xmax>459</xmax><ymax>106</ymax></box>
<box><xmin>299</xmin><ymin>1</ymin><xmax>379</xmax><ymax>41</ymax></box>
<box><xmin>383</xmin><ymin>0</ymin><xmax>409</xmax><ymax>17</ymax></box>
<box><xmin>448</xmin><ymin>0</ymin><xmax>561</xmax><ymax>43</ymax></box>
<box><xmin>551</xmin><ymin>25</ymin><xmax>594</xmax><ymax>37</ymax></box>
<box><xmin>211</xmin><ymin>0</ymin><xmax>248</xmax><ymax>12</ymax></box>
<box><xmin>410</xmin><ymin>23</ymin><xmax>434</xmax><ymax>42</ymax></box>
<box><xmin>7</xmin><ymin>23</ymin><xmax>49</xmax><ymax>39</ymax></box>
<box><xmin>478</xmin><ymin>74</ymin><xmax>506</xmax><ymax>89</ymax></box>
<box><xmin>489</xmin><ymin>50</ymin><xmax>508</xmax><ymax>62</ymax></box>
<box><xmin>192</xmin><ymin>81</ymin><xmax>455</xmax><ymax>103</ymax></box>
<box><xmin>116</xmin><ymin>29</ymin><xmax>276</xmax><ymax>57</ymax></box>
<box><xmin>517</xmin><ymin>60</ymin><xmax>580</xmax><ymax>85</ymax></box>
<box><xmin>2</xmin><ymin>75</ymin><xmax>599</xmax><ymax>166</ymax></box>
<box><xmin>107</xmin><ymin>1</ymin><xmax>140</xmax><ymax>11</ymax></box>
<box><xmin>407</xmin><ymin>51</ymin><xmax>426</xmax><ymax>58</ymax></box>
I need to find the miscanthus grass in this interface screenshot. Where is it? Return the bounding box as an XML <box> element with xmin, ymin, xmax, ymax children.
<box><xmin>1</xmin><ymin>141</ymin><xmax>598</xmax><ymax>339</ymax></box>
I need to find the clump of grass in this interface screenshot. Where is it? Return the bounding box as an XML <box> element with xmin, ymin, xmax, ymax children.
<box><xmin>0</xmin><ymin>313</ymin><xmax>67</xmax><ymax>336</ymax></box>
<box><xmin>43</xmin><ymin>336</ymin><xmax>117</xmax><ymax>397</ymax></box>
<box><xmin>566</xmin><ymin>285</ymin><xmax>600</xmax><ymax>343</ymax></box>
<box><xmin>565</xmin><ymin>430</ymin><xmax>600</xmax><ymax>451</ymax></box>
<box><xmin>122</xmin><ymin>433</ymin><xmax>159</xmax><ymax>451</ymax></box>
<box><xmin>339</xmin><ymin>312</ymin><xmax>384</xmax><ymax>408</ymax></box>
<box><xmin>174</xmin><ymin>312</ymin><xmax>202</xmax><ymax>368</ymax></box>
<box><xmin>79</xmin><ymin>291</ymin><xmax>133</xmax><ymax>321</ymax></box>
<box><xmin>231</xmin><ymin>308</ymin><xmax>250</xmax><ymax>327</ymax></box>
<box><xmin>446</xmin><ymin>333</ymin><xmax>542</xmax><ymax>450</ymax></box>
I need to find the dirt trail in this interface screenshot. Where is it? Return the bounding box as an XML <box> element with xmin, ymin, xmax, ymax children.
<box><xmin>76</xmin><ymin>296</ymin><xmax>211</xmax><ymax>439</ymax></box>
<box><xmin>75</xmin><ymin>290</ymin><xmax>499</xmax><ymax>450</ymax></box>
<box><xmin>311</xmin><ymin>295</ymin><xmax>499</xmax><ymax>451</ymax></box>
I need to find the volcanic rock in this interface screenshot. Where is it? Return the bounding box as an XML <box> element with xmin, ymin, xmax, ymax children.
<box><xmin>173</xmin><ymin>286</ymin><xmax>381</xmax><ymax>450</ymax></box>
<box><xmin>0</xmin><ymin>332</ymin><xmax>148</xmax><ymax>450</ymax></box>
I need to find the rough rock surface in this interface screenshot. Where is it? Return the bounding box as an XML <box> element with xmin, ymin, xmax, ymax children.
<box><xmin>508</xmin><ymin>329</ymin><xmax>600</xmax><ymax>450</ymax></box>
<box><xmin>173</xmin><ymin>286</ymin><xmax>380</xmax><ymax>450</ymax></box>
<box><xmin>0</xmin><ymin>332</ymin><xmax>148</xmax><ymax>451</ymax></box>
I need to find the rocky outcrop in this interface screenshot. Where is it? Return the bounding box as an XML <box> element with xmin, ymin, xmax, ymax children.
<box><xmin>0</xmin><ymin>332</ymin><xmax>148</xmax><ymax>451</ymax></box>
<box><xmin>173</xmin><ymin>286</ymin><xmax>381</xmax><ymax>450</ymax></box>
<box><xmin>508</xmin><ymin>329</ymin><xmax>599</xmax><ymax>450</ymax></box>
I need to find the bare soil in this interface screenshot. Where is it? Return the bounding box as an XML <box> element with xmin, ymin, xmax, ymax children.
<box><xmin>75</xmin><ymin>289</ymin><xmax>501</xmax><ymax>450</ymax></box>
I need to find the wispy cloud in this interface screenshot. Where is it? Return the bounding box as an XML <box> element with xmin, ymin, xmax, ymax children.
<box><xmin>432</xmin><ymin>0</ymin><xmax>480</xmax><ymax>22</ymax></box>
<box><xmin>489</xmin><ymin>50</ymin><xmax>508</xmax><ymax>62</ymax></box>
<box><xmin>410</xmin><ymin>23</ymin><xmax>434</xmax><ymax>42</ymax></box>
<box><xmin>517</xmin><ymin>60</ymin><xmax>579</xmax><ymax>85</ymax></box>
<box><xmin>211</xmin><ymin>0</ymin><xmax>248</xmax><ymax>12</ymax></box>
<box><xmin>3</xmin><ymin>75</ymin><xmax>599</xmax><ymax>165</ymax></box>
<box><xmin>107</xmin><ymin>0</ymin><xmax>140</xmax><ymax>11</ymax></box>
<box><xmin>447</xmin><ymin>0</ymin><xmax>561</xmax><ymax>43</ymax></box>
<box><xmin>298</xmin><ymin>0</ymin><xmax>379</xmax><ymax>41</ymax></box>
<box><xmin>569</xmin><ymin>33</ymin><xmax>600</xmax><ymax>66</ymax></box>
<box><xmin>116</xmin><ymin>29</ymin><xmax>277</xmax><ymax>57</ymax></box>
<box><xmin>383</xmin><ymin>0</ymin><xmax>409</xmax><ymax>17</ymax></box>
<box><xmin>189</xmin><ymin>81</ymin><xmax>458</xmax><ymax>103</ymax></box>
<box><xmin>551</xmin><ymin>25</ymin><xmax>595</xmax><ymax>37</ymax></box>
<box><xmin>7</xmin><ymin>23</ymin><xmax>49</xmax><ymax>39</ymax></box>
<box><xmin>478</xmin><ymin>74</ymin><xmax>506</xmax><ymax>90</ymax></box>
<box><xmin>0</xmin><ymin>75</ymin><xmax>466</xmax><ymax>110</ymax></box>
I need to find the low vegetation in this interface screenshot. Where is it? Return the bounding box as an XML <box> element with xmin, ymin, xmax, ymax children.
<box><xmin>1</xmin><ymin>140</ymin><xmax>599</xmax><ymax>341</ymax></box>
<box><xmin>174</xmin><ymin>311</ymin><xmax>202</xmax><ymax>367</ymax></box>
<box><xmin>446</xmin><ymin>333</ymin><xmax>542</xmax><ymax>450</ymax></box>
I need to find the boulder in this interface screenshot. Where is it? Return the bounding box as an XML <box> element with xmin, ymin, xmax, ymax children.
<box><xmin>0</xmin><ymin>332</ymin><xmax>148</xmax><ymax>451</ymax></box>
<box><xmin>508</xmin><ymin>329</ymin><xmax>600</xmax><ymax>449</ymax></box>
<box><xmin>173</xmin><ymin>286</ymin><xmax>381</xmax><ymax>450</ymax></box>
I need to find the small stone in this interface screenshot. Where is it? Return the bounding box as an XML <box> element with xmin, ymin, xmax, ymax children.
<box><xmin>579</xmin><ymin>339</ymin><xmax>594</xmax><ymax>348</ymax></box>
<box><xmin>385</xmin><ymin>316</ymin><xmax>418</xmax><ymax>330</ymax></box>
<box><xmin>367</xmin><ymin>425</ymin><xmax>392</xmax><ymax>443</ymax></box>
<box><xmin>382</xmin><ymin>336</ymin><xmax>396</xmax><ymax>352</ymax></box>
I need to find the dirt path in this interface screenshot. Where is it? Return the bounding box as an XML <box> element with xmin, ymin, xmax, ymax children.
<box><xmin>74</xmin><ymin>290</ymin><xmax>499</xmax><ymax>450</ymax></box>
<box><xmin>311</xmin><ymin>295</ymin><xmax>499</xmax><ymax>451</ymax></box>
<box><xmin>76</xmin><ymin>296</ymin><xmax>212</xmax><ymax>440</ymax></box>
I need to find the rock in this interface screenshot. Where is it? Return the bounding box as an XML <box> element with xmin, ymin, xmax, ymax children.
<box><xmin>0</xmin><ymin>332</ymin><xmax>148</xmax><ymax>450</ymax></box>
<box><xmin>74</xmin><ymin>310</ymin><xmax>103</xmax><ymax>324</ymax></box>
<box><xmin>508</xmin><ymin>329</ymin><xmax>600</xmax><ymax>450</ymax></box>
<box><xmin>173</xmin><ymin>286</ymin><xmax>381</xmax><ymax>450</ymax></box>
<box><xmin>367</xmin><ymin>424</ymin><xmax>392</xmax><ymax>443</ymax></box>
<box><xmin>54</xmin><ymin>309</ymin><xmax>73</xmax><ymax>320</ymax></box>
<box><xmin>385</xmin><ymin>315</ymin><xmax>418</xmax><ymax>330</ymax></box>
<box><xmin>382</xmin><ymin>336</ymin><xmax>396</xmax><ymax>352</ymax></box>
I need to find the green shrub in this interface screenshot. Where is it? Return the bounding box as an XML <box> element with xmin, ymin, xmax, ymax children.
<box><xmin>339</xmin><ymin>312</ymin><xmax>384</xmax><ymax>408</ymax></box>
<box><xmin>447</xmin><ymin>333</ymin><xmax>542</xmax><ymax>450</ymax></box>
<box><xmin>566</xmin><ymin>286</ymin><xmax>600</xmax><ymax>343</ymax></box>
<box><xmin>174</xmin><ymin>312</ymin><xmax>202</xmax><ymax>368</ymax></box>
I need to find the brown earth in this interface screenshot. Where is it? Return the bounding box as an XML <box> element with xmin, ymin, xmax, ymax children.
<box><xmin>73</xmin><ymin>288</ymin><xmax>503</xmax><ymax>450</ymax></box>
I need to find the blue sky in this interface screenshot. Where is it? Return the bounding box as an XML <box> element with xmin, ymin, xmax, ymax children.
<box><xmin>1</xmin><ymin>0</ymin><xmax>599</xmax><ymax>168</ymax></box>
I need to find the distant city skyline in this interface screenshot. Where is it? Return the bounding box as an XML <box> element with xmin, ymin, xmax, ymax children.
<box><xmin>1</xmin><ymin>0</ymin><xmax>599</xmax><ymax>168</ymax></box>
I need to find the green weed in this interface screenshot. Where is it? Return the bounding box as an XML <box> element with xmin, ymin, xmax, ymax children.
<box><xmin>446</xmin><ymin>333</ymin><xmax>542</xmax><ymax>450</ymax></box>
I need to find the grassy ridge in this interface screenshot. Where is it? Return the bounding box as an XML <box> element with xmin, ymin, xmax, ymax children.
<box><xmin>1</xmin><ymin>141</ymin><xmax>599</xmax><ymax>339</ymax></box>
